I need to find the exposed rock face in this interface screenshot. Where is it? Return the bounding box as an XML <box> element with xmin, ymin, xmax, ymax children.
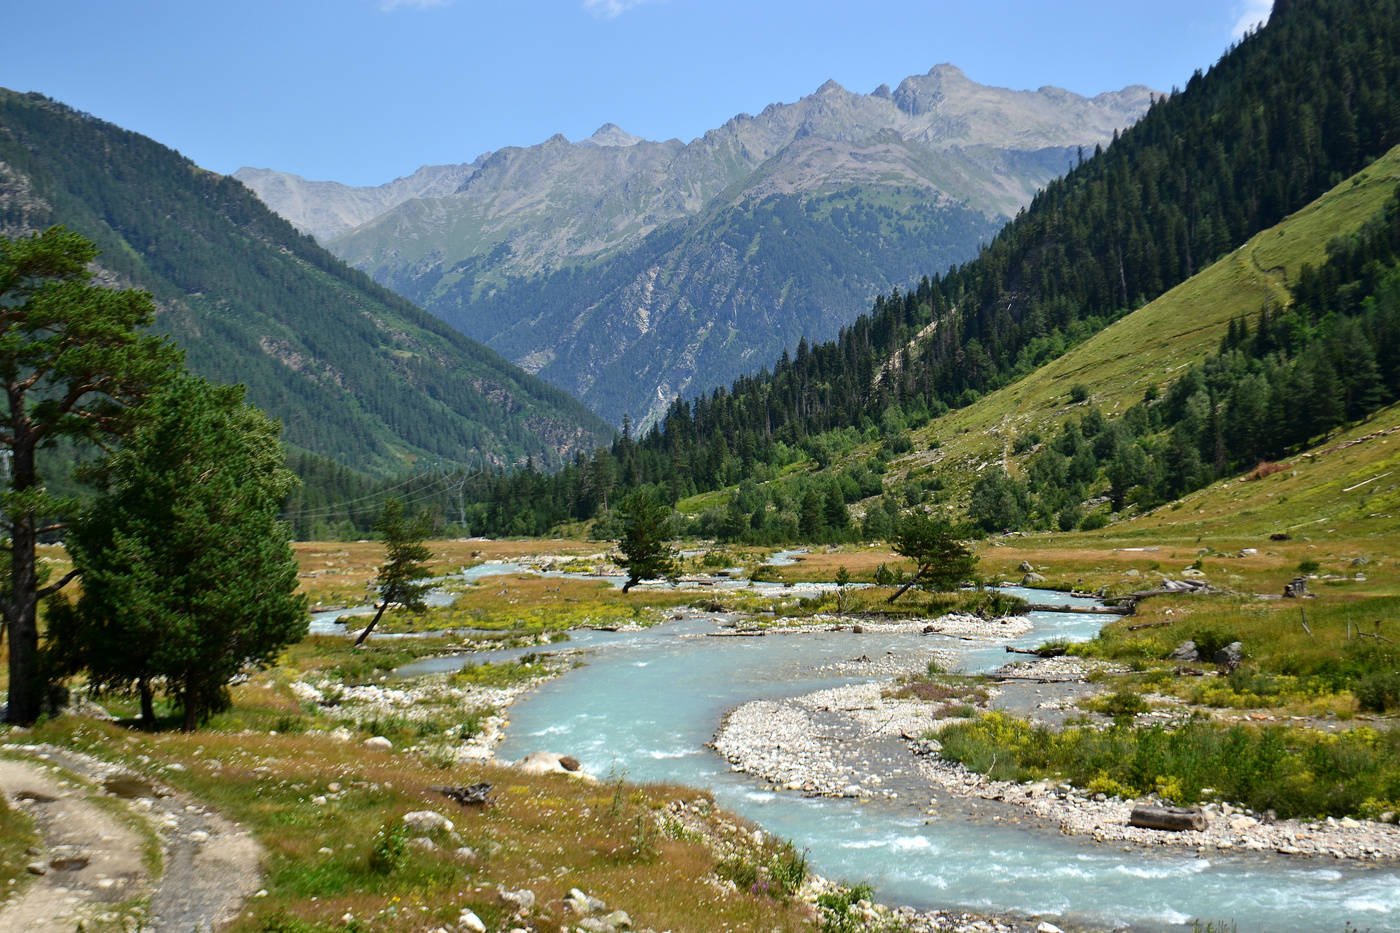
<box><xmin>239</xmin><ymin>65</ymin><xmax>1155</xmax><ymax>426</ymax></box>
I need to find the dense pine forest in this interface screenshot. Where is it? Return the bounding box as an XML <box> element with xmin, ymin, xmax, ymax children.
<box><xmin>421</xmin><ymin>0</ymin><xmax>1400</xmax><ymax>542</ymax></box>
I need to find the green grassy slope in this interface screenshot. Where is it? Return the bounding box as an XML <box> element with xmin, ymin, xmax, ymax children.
<box><xmin>889</xmin><ymin>145</ymin><xmax>1400</xmax><ymax>500</ymax></box>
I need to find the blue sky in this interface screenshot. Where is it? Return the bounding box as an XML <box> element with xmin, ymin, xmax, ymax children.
<box><xmin>2</xmin><ymin>0</ymin><xmax>1270</xmax><ymax>186</ymax></box>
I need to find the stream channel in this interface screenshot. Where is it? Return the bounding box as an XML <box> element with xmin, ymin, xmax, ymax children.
<box><xmin>385</xmin><ymin>560</ymin><xmax>1398</xmax><ymax>930</ymax></box>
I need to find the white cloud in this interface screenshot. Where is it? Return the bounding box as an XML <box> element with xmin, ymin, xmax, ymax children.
<box><xmin>1230</xmin><ymin>0</ymin><xmax>1273</xmax><ymax>40</ymax></box>
<box><xmin>583</xmin><ymin>0</ymin><xmax>654</xmax><ymax>19</ymax></box>
<box><xmin>378</xmin><ymin>0</ymin><xmax>450</xmax><ymax>11</ymax></box>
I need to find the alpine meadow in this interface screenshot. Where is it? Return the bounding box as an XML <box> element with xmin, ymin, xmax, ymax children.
<box><xmin>2</xmin><ymin>1</ymin><xmax>1400</xmax><ymax>931</ymax></box>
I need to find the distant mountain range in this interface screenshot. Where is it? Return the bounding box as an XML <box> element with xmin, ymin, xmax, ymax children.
<box><xmin>0</xmin><ymin>89</ymin><xmax>613</xmax><ymax>482</ymax></box>
<box><xmin>237</xmin><ymin>65</ymin><xmax>1154</xmax><ymax>427</ymax></box>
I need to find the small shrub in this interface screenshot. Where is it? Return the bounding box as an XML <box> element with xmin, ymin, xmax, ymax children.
<box><xmin>1090</xmin><ymin>688</ymin><xmax>1148</xmax><ymax>719</ymax></box>
<box><xmin>817</xmin><ymin>882</ymin><xmax>875</xmax><ymax>933</ymax></box>
<box><xmin>1247</xmin><ymin>461</ymin><xmax>1287</xmax><ymax>481</ymax></box>
<box><xmin>715</xmin><ymin>854</ymin><xmax>759</xmax><ymax>891</ymax></box>
<box><xmin>1297</xmin><ymin>559</ymin><xmax>1321</xmax><ymax>574</ymax></box>
<box><xmin>1079</xmin><ymin>511</ymin><xmax>1109</xmax><ymax>531</ymax></box>
<box><xmin>369</xmin><ymin>821</ymin><xmax>408</xmax><ymax>875</ymax></box>
<box><xmin>766</xmin><ymin>843</ymin><xmax>808</xmax><ymax>897</ymax></box>
<box><xmin>966</xmin><ymin>590</ymin><xmax>1030</xmax><ymax>620</ymax></box>
<box><xmin>882</xmin><ymin>434</ymin><xmax>914</xmax><ymax>456</ymax></box>
<box><xmin>1355</xmin><ymin>670</ymin><xmax>1400</xmax><ymax>713</ymax></box>
<box><xmin>1085</xmin><ymin>770</ymin><xmax>1136</xmax><ymax>799</ymax></box>
<box><xmin>1069</xmin><ymin>384</ymin><xmax>1090</xmax><ymax>404</ymax></box>
<box><xmin>1190</xmin><ymin>626</ymin><xmax>1240</xmax><ymax>661</ymax></box>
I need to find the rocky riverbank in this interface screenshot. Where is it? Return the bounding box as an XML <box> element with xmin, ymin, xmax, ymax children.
<box><xmin>769</xmin><ymin>611</ymin><xmax>1034</xmax><ymax>639</ymax></box>
<box><xmin>714</xmin><ymin>671</ymin><xmax>1400</xmax><ymax>862</ymax></box>
<box><xmin>289</xmin><ymin>658</ymin><xmax>567</xmax><ymax>762</ymax></box>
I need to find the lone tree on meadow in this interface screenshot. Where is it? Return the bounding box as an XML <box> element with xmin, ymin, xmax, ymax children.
<box><xmin>887</xmin><ymin>511</ymin><xmax>978</xmax><ymax>603</ymax></box>
<box><xmin>616</xmin><ymin>487</ymin><xmax>677</xmax><ymax>593</ymax></box>
<box><xmin>1</xmin><ymin>228</ymin><xmax>180</xmax><ymax>724</ymax></box>
<box><xmin>49</xmin><ymin>376</ymin><xmax>306</xmax><ymax>730</ymax></box>
<box><xmin>355</xmin><ymin>498</ymin><xmax>434</xmax><ymax>646</ymax></box>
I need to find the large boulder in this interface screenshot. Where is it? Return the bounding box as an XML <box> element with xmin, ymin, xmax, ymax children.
<box><xmin>516</xmin><ymin>751</ymin><xmax>575</xmax><ymax>775</ymax></box>
<box><xmin>1168</xmin><ymin>640</ymin><xmax>1199</xmax><ymax>662</ymax></box>
<box><xmin>1214</xmin><ymin>641</ymin><xmax>1244</xmax><ymax>670</ymax></box>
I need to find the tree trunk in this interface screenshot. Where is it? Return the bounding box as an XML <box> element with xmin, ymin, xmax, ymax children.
<box><xmin>886</xmin><ymin>579</ymin><xmax>917</xmax><ymax>603</ymax></box>
<box><xmin>887</xmin><ymin>565</ymin><xmax>928</xmax><ymax>603</ymax></box>
<box><xmin>353</xmin><ymin>601</ymin><xmax>389</xmax><ymax>647</ymax></box>
<box><xmin>4</xmin><ymin>425</ymin><xmax>41</xmax><ymax>725</ymax></box>
<box><xmin>138</xmin><ymin>677</ymin><xmax>155</xmax><ymax>730</ymax></box>
<box><xmin>180</xmin><ymin>677</ymin><xmax>198</xmax><ymax>733</ymax></box>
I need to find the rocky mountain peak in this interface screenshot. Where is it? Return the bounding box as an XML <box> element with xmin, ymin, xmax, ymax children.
<box><xmin>582</xmin><ymin>123</ymin><xmax>644</xmax><ymax>147</ymax></box>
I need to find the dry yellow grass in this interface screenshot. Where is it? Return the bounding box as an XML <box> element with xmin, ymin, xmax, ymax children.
<box><xmin>294</xmin><ymin>538</ymin><xmax>605</xmax><ymax>609</ymax></box>
<box><xmin>22</xmin><ymin>715</ymin><xmax>814</xmax><ymax>932</ymax></box>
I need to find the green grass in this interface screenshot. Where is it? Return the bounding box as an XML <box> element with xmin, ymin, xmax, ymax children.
<box><xmin>447</xmin><ymin>657</ymin><xmax>552</xmax><ymax>689</ymax></box>
<box><xmin>373</xmin><ymin>575</ymin><xmax>693</xmax><ymax>634</ymax></box>
<box><xmin>937</xmin><ymin>711</ymin><xmax>1400</xmax><ymax>821</ymax></box>
<box><xmin>0</xmin><ymin>786</ymin><xmax>39</xmax><ymax>893</ymax></box>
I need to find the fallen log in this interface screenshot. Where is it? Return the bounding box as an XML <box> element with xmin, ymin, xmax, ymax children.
<box><xmin>1127</xmin><ymin>619</ymin><xmax>1175</xmax><ymax>631</ymax></box>
<box><xmin>1128</xmin><ymin>805</ymin><xmax>1207</xmax><ymax>832</ymax></box>
<box><xmin>1024</xmin><ymin>603</ymin><xmax>1133</xmax><ymax>615</ymax></box>
<box><xmin>1004</xmin><ymin>645</ymin><xmax>1068</xmax><ymax>657</ymax></box>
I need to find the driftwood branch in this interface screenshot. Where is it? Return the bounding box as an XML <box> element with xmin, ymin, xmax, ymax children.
<box><xmin>1129</xmin><ymin>805</ymin><xmax>1207</xmax><ymax>832</ymax></box>
<box><xmin>1127</xmin><ymin>619</ymin><xmax>1174</xmax><ymax>631</ymax></box>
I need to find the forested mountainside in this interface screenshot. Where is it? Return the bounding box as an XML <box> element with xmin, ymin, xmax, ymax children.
<box><xmin>240</xmin><ymin>66</ymin><xmax>1152</xmax><ymax>426</ymax></box>
<box><xmin>447</xmin><ymin>0</ymin><xmax>1400</xmax><ymax>537</ymax></box>
<box><xmin>0</xmin><ymin>90</ymin><xmax>612</xmax><ymax>486</ymax></box>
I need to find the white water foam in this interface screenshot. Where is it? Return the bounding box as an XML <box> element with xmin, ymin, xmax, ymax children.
<box><xmin>1113</xmin><ymin>859</ymin><xmax>1210</xmax><ymax>879</ymax></box>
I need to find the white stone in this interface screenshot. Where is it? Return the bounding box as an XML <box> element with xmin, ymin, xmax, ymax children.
<box><xmin>402</xmin><ymin>810</ymin><xmax>454</xmax><ymax>834</ymax></box>
<box><xmin>363</xmin><ymin>735</ymin><xmax>393</xmax><ymax>751</ymax></box>
<box><xmin>457</xmin><ymin>911</ymin><xmax>486</xmax><ymax>933</ymax></box>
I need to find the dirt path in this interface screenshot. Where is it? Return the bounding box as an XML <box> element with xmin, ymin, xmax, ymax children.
<box><xmin>0</xmin><ymin>744</ymin><xmax>262</xmax><ymax>931</ymax></box>
<box><xmin>0</xmin><ymin>756</ymin><xmax>148</xmax><ymax>931</ymax></box>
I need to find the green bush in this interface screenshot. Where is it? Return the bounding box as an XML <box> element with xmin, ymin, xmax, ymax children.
<box><xmin>938</xmin><ymin>712</ymin><xmax>1400</xmax><ymax>819</ymax></box>
<box><xmin>766</xmin><ymin>843</ymin><xmax>808</xmax><ymax>898</ymax></box>
<box><xmin>817</xmin><ymin>883</ymin><xmax>875</xmax><ymax>933</ymax></box>
<box><xmin>1079</xmin><ymin>511</ymin><xmax>1109</xmax><ymax>531</ymax></box>
<box><xmin>966</xmin><ymin>590</ymin><xmax>1030</xmax><ymax>620</ymax></box>
<box><xmin>1091</xmin><ymin>688</ymin><xmax>1149</xmax><ymax>719</ymax></box>
<box><xmin>1355</xmin><ymin>670</ymin><xmax>1400</xmax><ymax>712</ymax></box>
<box><xmin>715</xmin><ymin>854</ymin><xmax>759</xmax><ymax>891</ymax></box>
<box><xmin>369</xmin><ymin>821</ymin><xmax>408</xmax><ymax>875</ymax></box>
<box><xmin>1189</xmin><ymin>626</ymin><xmax>1240</xmax><ymax>661</ymax></box>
